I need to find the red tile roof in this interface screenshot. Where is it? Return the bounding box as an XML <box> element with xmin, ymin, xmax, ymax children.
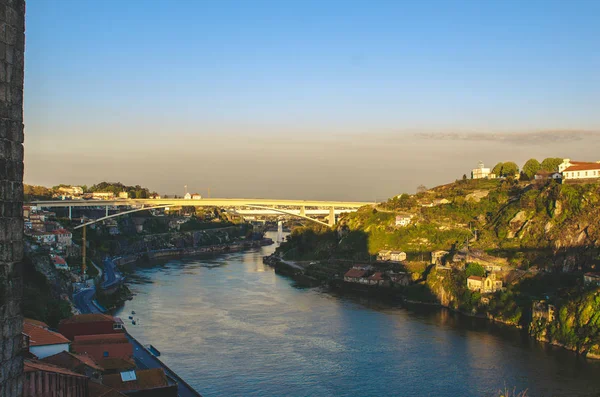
<box><xmin>53</xmin><ymin>228</ymin><xmax>71</xmax><ymax>235</ymax></box>
<box><xmin>24</xmin><ymin>318</ymin><xmax>49</xmax><ymax>328</ymax></box>
<box><xmin>24</xmin><ymin>360</ymin><xmax>87</xmax><ymax>378</ymax></box>
<box><xmin>368</xmin><ymin>272</ymin><xmax>384</xmax><ymax>281</ymax></box>
<box><xmin>41</xmin><ymin>351</ymin><xmax>103</xmax><ymax>371</ymax></box>
<box><xmin>23</xmin><ymin>320</ymin><xmax>70</xmax><ymax>347</ymax></box>
<box><xmin>98</xmin><ymin>357</ymin><xmax>136</xmax><ymax>371</ymax></box>
<box><xmin>73</xmin><ymin>333</ymin><xmax>129</xmax><ymax>345</ymax></box>
<box><xmin>467</xmin><ymin>276</ymin><xmax>484</xmax><ymax>281</ymax></box>
<box><xmin>60</xmin><ymin>314</ymin><xmax>117</xmax><ymax>325</ymax></box>
<box><xmin>564</xmin><ymin>163</ymin><xmax>600</xmax><ymax>172</ymax></box>
<box><xmin>89</xmin><ymin>382</ymin><xmax>127</xmax><ymax>397</ymax></box>
<box><xmin>344</xmin><ymin>268</ymin><xmax>367</xmax><ymax>278</ymax></box>
<box><xmin>103</xmin><ymin>368</ymin><xmax>170</xmax><ymax>392</ymax></box>
<box><xmin>52</xmin><ymin>256</ymin><xmax>67</xmax><ymax>265</ymax></box>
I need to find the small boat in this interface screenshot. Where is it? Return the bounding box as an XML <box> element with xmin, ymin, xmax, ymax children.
<box><xmin>132</xmin><ymin>319</ymin><xmax>136</xmax><ymax>325</ymax></box>
<box><xmin>131</xmin><ymin>310</ymin><xmax>136</xmax><ymax>315</ymax></box>
<box><xmin>128</xmin><ymin>316</ymin><xmax>133</xmax><ymax>320</ymax></box>
<box><xmin>145</xmin><ymin>344</ymin><xmax>161</xmax><ymax>357</ymax></box>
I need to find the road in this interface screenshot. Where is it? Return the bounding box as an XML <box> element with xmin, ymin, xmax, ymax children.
<box><xmin>102</xmin><ymin>257</ymin><xmax>123</xmax><ymax>290</ymax></box>
<box><xmin>126</xmin><ymin>333</ymin><xmax>203</xmax><ymax>397</ymax></box>
<box><xmin>73</xmin><ymin>287</ymin><xmax>100</xmax><ymax>314</ymax></box>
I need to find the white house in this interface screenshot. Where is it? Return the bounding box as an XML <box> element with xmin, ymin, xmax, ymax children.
<box><xmin>378</xmin><ymin>250</ymin><xmax>392</xmax><ymax>261</ymax></box>
<box><xmin>560</xmin><ymin>158</ymin><xmax>600</xmax><ymax>181</ymax></box>
<box><xmin>91</xmin><ymin>192</ymin><xmax>115</xmax><ymax>200</ymax></box>
<box><xmin>534</xmin><ymin>170</ymin><xmax>562</xmax><ymax>181</ymax></box>
<box><xmin>471</xmin><ymin>161</ymin><xmax>495</xmax><ymax>179</ymax></box>
<box><xmin>23</xmin><ymin>318</ymin><xmax>71</xmax><ymax>359</ymax></box>
<box><xmin>191</xmin><ymin>193</ymin><xmax>202</xmax><ymax>199</ymax></box>
<box><xmin>118</xmin><ymin>191</ymin><xmax>129</xmax><ymax>199</ymax></box>
<box><xmin>390</xmin><ymin>251</ymin><xmax>407</xmax><ymax>262</ymax></box>
<box><xmin>466</xmin><ymin>273</ymin><xmax>503</xmax><ymax>293</ymax></box>
<box><xmin>395</xmin><ymin>215</ymin><xmax>412</xmax><ymax>227</ymax></box>
<box><xmin>51</xmin><ymin>254</ymin><xmax>69</xmax><ymax>271</ymax></box>
<box><xmin>184</xmin><ymin>193</ymin><xmax>192</xmax><ymax>200</ymax></box>
<box><xmin>53</xmin><ymin>229</ymin><xmax>72</xmax><ymax>247</ymax></box>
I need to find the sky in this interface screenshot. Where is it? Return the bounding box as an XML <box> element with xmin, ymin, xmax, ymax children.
<box><xmin>24</xmin><ymin>0</ymin><xmax>600</xmax><ymax>200</ymax></box>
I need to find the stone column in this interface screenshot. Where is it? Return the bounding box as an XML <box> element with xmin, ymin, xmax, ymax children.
<box><xmin>0</xmin><ymin>1</ymin><xmax>25</xmax><ymax>396</ymax></box>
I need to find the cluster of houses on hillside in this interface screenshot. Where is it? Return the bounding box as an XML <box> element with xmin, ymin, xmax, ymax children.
<box><xmin>22</xmin><ymin>314</ymin><xmax>178</xmax><ymax>396</ymax></box>
<box><xmin>343</xmin><ymin>265</ymin><xmax>411</xmax><ymax>287</ymax></box>
<box><xmin>24</xmin><ymin>205</ymin><xmax>75</xmax><ymax>270</ymax></box>
<box><xmin>54</xmin><ymin>186</ymin><xmax>163</xmax><ymax>200</ymax></box>
<box><xmin>471</xmin><ymin>158</ymin><xmax>600</xmax><ymax>183</ymax></box>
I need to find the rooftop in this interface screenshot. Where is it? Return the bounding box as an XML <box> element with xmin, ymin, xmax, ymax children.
<box><xmin>73</xmin><ymin>333</ymin><xmax>129</xmax><ymax>345</ymax></box>
<box><xmin>24</xmin><ymin>359</ymin><xmax>87</xmax><ymax>378</ymax></box>
<box><xmin>23</xmin><ymin>319</ymin><xmax>70</xmax><ymax>347</ymax></box>
<box><xmin>88</xmin><ymin>382</ymin><xmax>127</xmax><ymax>397</ymax></box>
<box><xmin>103</xmin><ymin>368</ymin><xmax>170</xmax><ymax>392</ymax></box>
<box><xmin>467</xmin><ymin>276</ymin><xmax>484</xmax><ymax>281</ymax></box>
<box><xmin>41</xmin><ymin>351</ymin><xmax>103</xmax><ymax>372</ymax></box>
<box><xmin>60</xmin><ymin>313</ymin><xmax>119</xmax><ymax>325</ymax></box>
<box><xmin>564</xmin><ymin>163</ymin><xmax>600</xmax><ymax>172</ymax></box>
<box><xmin>344</xmin><ymin>268</ymin><xmax>367</xmax><ymax>278</ymax></box>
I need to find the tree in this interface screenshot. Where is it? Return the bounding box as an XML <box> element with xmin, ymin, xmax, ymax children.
<box><xmin>465</xmin><ymin>263</ymin><xmax>485</xmax><ymax>278</ymax></box>
<box><xmin>522</xmin><ymin>158</ymin><xmax>541</xmax><ymax>179</ymax></box>
<box><xmin>416</xmin><ymin>184</ymin><xmax>428</xmax><ymax>194</ymax></box>
<box><xmin>540</xmin><ymin>157</ymin><xmax>563</xmax><ymax>172</ymax></box>
<box><xmin>500</xmin><ymin>162</ymin><xmax>519</xmax><ymax>177</ymax></box>
<box><xmin>492</xmin><ymin>162</ymin><xmax>504</xmax><ymax>176</ymax></box>
<box><xmin>462</xmin><ymin>174</ymin><xmax>467</xmax><ymax>181</ymax></box>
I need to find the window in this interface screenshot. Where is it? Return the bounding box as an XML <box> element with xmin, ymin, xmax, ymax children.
<box><xmin>103</xmin><ymin>351</ymin><xmax>109</xmax><ymax>357</ymax></box>
<box><xmin>113</xmin><ymin>323</ymin><xmax>123</xmax><ymax>330</ymax></box>
<box><xmin>585</xmin><ymin>171</ymin><xmax>588</xmax><ymax>176</ymax></box>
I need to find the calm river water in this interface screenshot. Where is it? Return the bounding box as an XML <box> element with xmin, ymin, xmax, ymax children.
<box><xmin>116</xmin><ymin>233</ymin><xmax>600</xmax><ymax>397</ymax></box>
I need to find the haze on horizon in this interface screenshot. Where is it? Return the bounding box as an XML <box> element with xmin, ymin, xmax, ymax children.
<box><xmin>24</xmin><ymin>1</ymin><xmax>600</xmax><ymax>201</ymax></box>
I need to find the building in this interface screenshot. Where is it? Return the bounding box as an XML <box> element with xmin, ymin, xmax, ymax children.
<box><xmin>102</xmin><ymin>368</ymin><xmax>178</xmax><ymax>397</ymax></box>
<box><xmin>51</xmin><ymin>255</ymin><xmax>69</xmax><ymax>271</ymax></box>
<box><xmin>534</xmin><ymin>170</ymin><xmax>562</xmax><ymax>181</ymax></box>
<box><xmin>344</xmin><ymin>268</ymin><xmax>368</xmax><ymax>283</ymax></box>
<box><xmin>53</xmin><ymin>228</ymin><xmax>73</xmax><ymax>247</ymax></box>
<box><xmin>431</xmin><ymin>250</ymin><xmax>449</xmax><ymax>265</ymax></box>
<box><xmin>41</xmin><ymin>351</ymin><xmax>104</xmax><ymax>381</ymax></box>
<box><xmin>367</xmin><ymin>272</ymin><xmax>385</xmax><ymax>286</ymax></box>
<box><xmin>88</xmin><ymin>382</ymin><xmax>128</xmax><ymax>397</ymax></box>
<box><xmin>395</xmin><ymin>215</ymin><xmax>412</xmax><ymax>227</ymax></box>
<box><xmin>92</xmin><ymin>192</ymin><xmax>116</xmax><ymax>200</ymax></box>
<box><xmin>390</xmin><ymin>251</ymin><xmax>407</xmax><ymax>262</ymax></box>
<box><xmin>471</xmin><ymin>161</ymin><xmax>495</xmax><ymax>179</ymax></box>
<box><xmin>71</xmin><ymin>334</ymin><xmax>133</xmax><ymax>366</ymax></box>
<box><xmin>118</xmin><ymin>192</ymin><xmax>129</xmax><ymax>199</ymax></box>
<box><xmin>58</xmin><ymin>314</ymin><xmax>125</xmax><ymax>341</ymax></box>
<box><xmin>29</xmin><ymin>230</ymin><xmax>56</xmax><ymax>245</ymax></box>
<box><xmin>466</xmin><ymin>273</ymin><xmax>503</xmax><ymax>293</ymax></box>
<box><xmin>58</xmin><ymin>186</ymin><xmax>84</xmax><ymax>196</ymax></box>
<box><xmin>584</xmin><ymin>272</ymin><xmax>600</xmax><ymax>286</ymax></box>
<box><xmin>378</xmin><ymin>250</ymin><xmax>392</xmax><ymax>261</ymax></box>
<box><xmin>23</xmin><ymin>319</ymin><xmax>71</xmax><ymax>359</ymax></box>
<box><xmin>560</xmin><ymin>158</ymin><xmax>600</xmax><ymax>181</ymax></box>
<box><xmin>150</xmin><ymin>193</ymin><xmax>161</xmax><ymax>199</ymax></box>
<box><xmin>388</xmin><ymin>271</ymin><xmax>411</xmax><ymax>286</ymax></box>
<box><xmin>532</xmin><ymin>301</ymin><xmax>556</xmax><ymax>323</ymax></box>
<box><xmin>191</xmin><ymin>193</ymin><xmax>202</xmax><ymax>199</ymax></box>
<box><xmin>184</xmin><ymin>193</ymin><xmax>192</xmax><ymax>200</ymax></box>
<box><xmin>24</xmin><ymin>360</ymin><xmax>89</xmax><ymax>397</ymax></box>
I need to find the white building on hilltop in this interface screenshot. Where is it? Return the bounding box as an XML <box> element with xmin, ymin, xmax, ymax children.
<box><xmin>560</xmin><ymin>159</ymin><xmax>600</xmax><ymax>181</ymax></box>
<box><xmin>471</xmin><ymin>161</ymin><xmax>495</xmax><ymax>179</ymax></box>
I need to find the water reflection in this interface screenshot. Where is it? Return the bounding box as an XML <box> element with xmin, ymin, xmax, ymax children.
<box><xmin>116</xmin><ymin>233</ymin><xmax>600</xmax><ymax>397</ymax></box>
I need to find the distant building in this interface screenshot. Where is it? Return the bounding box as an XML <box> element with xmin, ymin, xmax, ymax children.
<box><xmin>532</xmin><ymin>300</ymin><xmax>556</xmax><ymax>323</ymax></box>
<box><xmin>433</xmin><ymin>198</ymin><xmax>451</xmax><ymax>206</ymax></box>
<box><xmin>29</xmin><ymin>230</ymin><xmax>56</xmax><ymax>245</ymax></box>
<box><xmin>388</xmin><ymin>271</ymin><xmax>411</xmax><ymax>286</ymax></box>
<box><xmin>92</xmin><ymin>192</ymin><xmax>115</xmax><ymax>200</ymax></box>
<box><xmin>58</xmin><ymin>314</ymin><xmax>125</xmax><ymax>341</ymax></box>
<box><xmin>53</xmin><ymin>228</ymin><xmax>72</xmax><ymax>247</ymax></box>
<box><xmin>367</xmin><ymin>272</ymin><xmax>385</xmax><ymax>286</ymax></box>
<box><xmin>471</xmin><ymin>161</ymin><xmax>495</xmax><ymax>179</ymax></box>
<box><xmin>24</xmin><ymin>360</ymin><xmax>89</xmax><ymax>397</ymax></box>
<box><xmin>23</xmin><ymin>318</ymin><xmax>71</xmax><ymax>359</ymax></box>
<box><xmin>395</xmin><ymin>215</ymin><xmax>412</xmax><ymax>227</ymax></box>
<box><xmin>71</xmin><ymin>334</ymin><xmax>133</xmax><ymax>368</ymax></box>
<box><xmin>390</xmin><ymin>251</ymin><xmax>407</xmax><ymax>262</ymax></box>
<box><xmin>378</xmin><ymin>250</ymin><xmax>392</xmax><ymax>261</ymax></box>
<box><xmin>466</xmin><ymin>273</ymin><xmax>503</xmax><ymax>293</ymax></box>
<box><xmin>42</xmin><ymin>351</ymin><xmax>104</xmax><ymax>381</ymax></box>
<box><xmin>584</xmin><ymin>272</ymin><xmax>600</xmax><ymax>286</ymax></box>
<box><xmin>184</xmin><ymin>193</ymin><xmax>192</xmax><ymax>200</ymax></box>
<box><xmin>51</xmin><ymin>254</ymin><xmax>69</xmax><ymax>271</ymax></box>
<box><xmin>534</xmin><ymin>170</ymin><xmax>562</xmax><ymax>181</ymax></box>
<box><xmin>150</xmin><ymin>193</ymin><xmax>161</xmax><ymax>199</ymax></box>
<box><xmin>560</xmin><ymin>158</ymin><xmax>600</xmax><ymax>181</ymax></box>
<box><xmin>102</xmin><ymin>368</ymin><xmax>178</xmax><ymax>397</ymax></box>
<box><xmin>191</xmin><ymin>193</ymin><xmax>202</xmax><ymax>199</ymax></box>
<box><xmin>344</xmin><ymin>268</ymin><xmax>368</xmax><ymax>283</ymax></box>
<box><xmin>118</xmin><ymin>191</ymin><xmax>129</xmax><ymax>199</ymax></box>
<box><xmin>431</xmin><ymin>250</ymin><xmax>449</xmax><ymax>265</ymax></box>
<box><xmin>58</xmin><ymin>186</ymin><xmax>84</xmax><ymax>196</ymax></box>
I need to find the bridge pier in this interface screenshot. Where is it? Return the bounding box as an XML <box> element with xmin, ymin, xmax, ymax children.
<box><xmin>68</xmin><ymin>206</ymin><xmax>72</xmax><ymax>219</ymax></box>
<box><xmin>105</xmin><ymin>206</ymin><xmax>109</xmax><ymax>217</ymax></box>
<box><xmin>329</xmin><ymin>207</ymin><xmax>335</xmax><ymax>227</ymax></box>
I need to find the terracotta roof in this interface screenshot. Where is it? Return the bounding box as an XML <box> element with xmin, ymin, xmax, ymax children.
<box><xmin>103</xmin><ymin>368</ymin><xmax>170</xmax><ymax>392</ymax></box>
<box><xmin>368</xmin><ymin>272</ymin><xmax>384</xmax><ymax>281</ymax></box>
<box><xmin>74</xmin><ymin>333</ymin><xmax>129</xmax><ymax>345</ymax></box>
<box><xmin>89</xmin><ymin>382</ymin><xmax>127</xmax><ymax>397</ymax></box>
<box><xmin>98</xmin><ymin>357</ymin><xmax>137</xmax><ymax>371</ymax></box>
<box><xmin>564</xmin><ymin>163</ymin><xmax>600</xmax><ymax>172</ymax></box>
<box><xmin>390</xmin><ymin>251</ymin><xmax>405</xmax><ymax>255</ymax></box>
<box><xmin>60</xmin><ymin>314</ymin><xmax>117</xmax><ymax>325</ymax></box>
<box><xmin>24</xmin><ymin>318</ymin><xmax>49</xmax><ymax>328</ymax></box>
<box><xmin>24</xmin><ymin>360</ymin><xmax>87</xmax><ymax>378</ymax></box>
<box><xmin>344</xmin><ymin>268</ymin><xmax>367</xmax><ymax>278</ymax></box>
<box><xmin>42</xmin><ymin>351</ymin><xmax>103</xmax><ymax>371</ymax></box>
<box><xmin>53</xmin><ymin>229</ymin><xmax>71</xmax><ymax>234</ymax></box>
<box><xmin>23</xmin><ymin>321</ymin><xmax>70</xmax><ymax>347</ymax></box>
<box><xmin>52</xmin><ymin>256</ymin><xmax>67</xmax><ymax>265</ymax></box>
<box><xmin>467</xmin><ymin>276</ymin><xmax>484</xmax><ymax>281</ymax></box>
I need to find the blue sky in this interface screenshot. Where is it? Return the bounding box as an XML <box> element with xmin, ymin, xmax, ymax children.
<box><xmin>23</xmin><ymin>1</ymin><xmax>600</xmax><ymax>199</ymax></box>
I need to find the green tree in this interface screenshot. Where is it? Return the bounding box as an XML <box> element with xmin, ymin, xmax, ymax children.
<box><xmin>522</xmin><ymin>158</ymin><xmax>541</xmax><ymax>179</ymax></box>
<box><xmin>492</xmin><ymin>162</ymin><xmax>504</xmax><ymax>176</ymax></box>
<box><xmin>500</xmin><ymin>162</ymin><xmax>519</xmax><ymax>177</ymax></box>
<box><xmin>540</xmin><ymin>157</ymin><xmax>563</xmax><ymax>172</ymax></box>
<box><xmin>465</xmin><ymin>263</ymin><xmax>486</xmax><ymax>277</ymax></box>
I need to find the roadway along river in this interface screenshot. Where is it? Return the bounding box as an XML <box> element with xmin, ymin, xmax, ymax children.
<box><xmin>116</xmin><ymin>232</ymin><xmax>600</xmax><ymax>397</ymax></box>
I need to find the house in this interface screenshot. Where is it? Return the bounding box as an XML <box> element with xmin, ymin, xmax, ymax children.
<box><xmin>58</xmin><ymin>186</ymin><xmax>84</xmax><ymax>196</ymax></box>
<box><xmin>431</xmin><ymin>250</ymin><xmax>449</xmax><ymax>265</ymax></box>
<box><xmin>395</xmin><ymin>215</ymin><xmax>412</xmax><ymax>227</ymax></box>
<box><xmin>584</xmin><ymin>272</ymin><xmax>600</xmax><ymax>286</ymax></box>
<box><xmin>42</xmin><ymin>350</ymin><xmax>104</xmax><ymax>381</ymax></box>
<box><xmin>92</xmin><ymin>192</ymin><xmax>116</xmax><ymax>200</ymax></box>
<box><xmin>466</xmin><ymin>273</ymin><xmax>503</xmax><ymax>293</ymax></box>
<box><xmin>58</xmin><ymin>314</ymin><xmax>125</xmax><ymax>341</ymax></box>
<box><xmin>344</xmin><ymin>268</ymin><xmax>367</xmax><ymax>283</ymax></box>
<box><xmin>388</xmin><ymin>271</ymin><xmax>411</xmax><ymax>286</ymax></box>
<box><xmin>471</xmin><ymin>161</ymin><xmax>495</xmax><ymax>179</ymax></box>
<box><xmin>53</xmin><ymin>228</ymin><xmax>73</xmax><ymax>247</ymax></box>
<box><xmin>184</xmin><ymin>193</ymin><xmax>192</xmax><ymax>199</ymax></box>
<box><xmin>367</xmin><ymin>272</ymin><xmax>385</xmax><ymax>286</ymax></box>
<box><xmin>390</xmin><ymin>251</ymin><xmax>407</xmax><ymax>262</ymax></box>
<box><xmin>29</xmin><ymin>230</ymin><xmax>56</xmax><ymax>245</ymax></box>
<box><xmin>150</xmin><ymin>193</ymin><xmax>161</xmax><ymax>199</ymax></box>
<box><xmin>102</xmin><ymin>368</ymin><xmax>178</xmax><ymax>397</ymax></box>
<box><xmin>191</xmin><ymin>193</ymin><xmax>202</xmax><ymax>199</ymax></box>
<box><xmin>23</xmin><ymin>318</ymin><xmax>71</xmax><ymax>359</ymax></box>
<box><xmin>559</xmin><ymin>158</ymin><xmax>600</xmax><ymax>181</ymax></box>
<box><xmin>378</xmin><ymin>250</ymin><xmax>392</xmax><ymax>261</ymax></box>
<box><xmin>71</xmin><ymin>334</ymin><xmax>133</xmax><ymax>366</ymax></box>
<box><xmin>88</xmin><ymin>382</ymin><xmax>128</xmax><ymax>397</ymax></box>
<box><xmin>24</xmin><ymin>360</ymin><xmax>89</xmax><ymax>397</ymax></box>
<box><xmin>534</xmin><ymin>170</ymin><xmax>562</xmax><ymax>181</ymax></box>
<box><xmin>118</xmin><ymin>191</ymin><xmax>129</xmax><ymax>199</ymax></box>
<box><xmin>51</xmin><ymin>254</ymin><xmax>69</xmax><ymax>271</ymax></box>
<box><xmin>433</xmin><ymin>198</ymin><xmax>451</xmax><ymax>206</ymax></box>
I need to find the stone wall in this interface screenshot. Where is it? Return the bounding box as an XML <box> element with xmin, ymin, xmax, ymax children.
<box><xmin>0</xmin><ymin>0</ymin><xmax>25</xmax><ymax>396</ymax></box>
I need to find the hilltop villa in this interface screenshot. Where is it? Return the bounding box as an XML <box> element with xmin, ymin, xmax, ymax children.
<box><xmin>559</xmin><ymin>159</ymin><xmax>600</xmax><ymax>181</ymax></box>
<box><xmin>471</xmin><ymin>161</ymin><xmax>496</xmax><ymax>179</ymax></box>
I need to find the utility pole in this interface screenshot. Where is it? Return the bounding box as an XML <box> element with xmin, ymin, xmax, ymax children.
<box><xmin>82</xmin><ymin>225</ymin><xmax>87</xmax><ymax>278</ymax></box>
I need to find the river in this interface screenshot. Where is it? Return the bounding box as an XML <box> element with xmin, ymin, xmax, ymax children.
<box><xmin>115</xmin><ymin>232</ymin><xmax>600</xmax><ymax>397</ymax></box>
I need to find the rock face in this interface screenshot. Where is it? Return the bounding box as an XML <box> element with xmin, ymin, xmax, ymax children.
<box><xmin>0</xmin><ymin>1</ymin><xmax>25</xmax><ymax>395</ymax></box>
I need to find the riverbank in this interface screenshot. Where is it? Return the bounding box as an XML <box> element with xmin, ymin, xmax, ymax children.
<box><xmin>262</xmin><ymin>254</ymin><xmax>599</xmax><ymax>359</ymax></box>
